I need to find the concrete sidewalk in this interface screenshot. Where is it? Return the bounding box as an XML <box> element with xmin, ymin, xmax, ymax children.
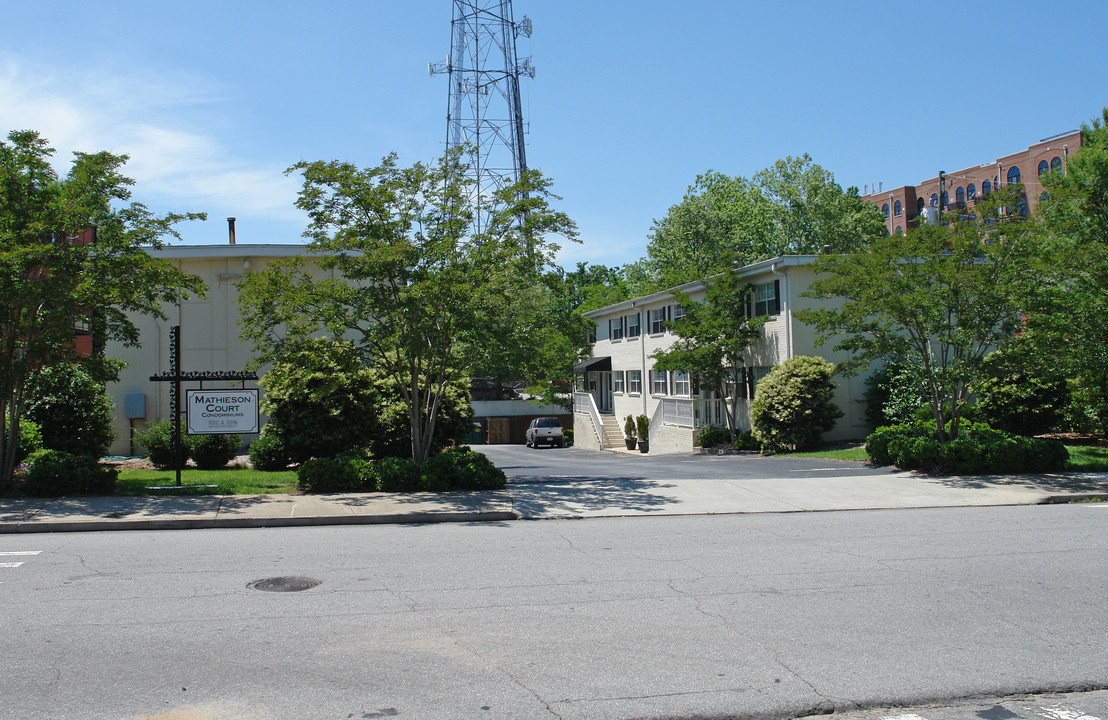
<box><xmin>1</xmin><ymin>469</ymin><xmax>1106</xmax><ymax>533</ymax></box>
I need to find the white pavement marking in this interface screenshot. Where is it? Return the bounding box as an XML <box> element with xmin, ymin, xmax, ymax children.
<box><xmin>0</xmin><ymin>551</ymin><xmax>41</xmax><ymax>556</ymax></box>
<box><xmin>1039</xmin><ymin>707</ymin><xmax>1101</xmax><ymax>720</ymax></box>
<box><xmin>0</xmin><ymin>562</ymin><xmax>26</xmax><ymax>568</ymax></box>
<box><xmin>881</xmin><ymin>714</ymin><xmax>930</xmax><ymax>720</ymax></box>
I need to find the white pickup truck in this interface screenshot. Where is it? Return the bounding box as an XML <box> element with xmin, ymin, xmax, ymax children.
<box><xmin>525</xmin><ymin>417</ymin><xmax>564</xmax><ymax>448</ymax></box>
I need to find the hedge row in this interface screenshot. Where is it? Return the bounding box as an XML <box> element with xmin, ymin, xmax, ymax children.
<box><xmin>866</xmin><ymin>422</ymin><xmax>1068</xmax><ymax>475</ymax></box>
<box><xmin>297</xmin><ymin>446</ymin><xmax>507</xmax><ymax>493</ymax></box>
<box><xmin>17</xmin><ymin>450</ymin><xmax>119</xmax><ymax>497</ymax></box>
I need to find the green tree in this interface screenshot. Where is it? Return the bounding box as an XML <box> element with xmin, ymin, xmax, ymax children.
<box><xmin>238</xmin><ymin>150</ymin><xmax>576</xmax><ymax>465</ymax></box>
<box><xmin>750</xmin><ymin>356</ymin><xmax>842</xmax><ymax>452</ymax></box>
<box><xmin>24</xmin><ymin>361</ymin><xmax>115</xmax><ymax>457</ymax></box>
<box><xmin>798</xmin><ymin>187</ymin><xmax>1051</xmax><ymax>441</ymax></box>
<box><xmin>0</xmin><ymin>130</ymin><xmax>204</xmax><ymax>487</ymax></box>
<box><xmin>1033</xmin><ymin>108</ymin><xmax>1108</xmax><ymax>430</ymax></box>
<box><xmin>643</xmin><ymin>156</ymin><xmax>885</xmax><ymax>289</ymax></box>
<box><xmin>649</xmin><ymin>261</ymin><xmax>766</xmax><ymax>442</ymax></box>
<box><xmin>370</xmin><ymin>375</ymin><xmax>474</xmax><ymax>459</ymax></box>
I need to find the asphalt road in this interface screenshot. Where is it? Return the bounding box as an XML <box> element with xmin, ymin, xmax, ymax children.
<box><xmin>3</xmin><ymin>504</ymin><xmax>1106</xmax><ymax>720</ymax></box>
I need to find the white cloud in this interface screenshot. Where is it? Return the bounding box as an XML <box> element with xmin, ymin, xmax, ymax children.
<box><xmin>0</xmin><ymin>57</ymin><xmax>301</xmax><ymax>221</ymax></box>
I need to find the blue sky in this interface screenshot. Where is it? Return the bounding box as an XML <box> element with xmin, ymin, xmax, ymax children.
<box><xmin>3</xmin><ymin>1</ymin><xmax>1106</xmax><ymax>268</ymax></box>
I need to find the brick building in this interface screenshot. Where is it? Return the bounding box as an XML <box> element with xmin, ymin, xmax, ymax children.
<box><xmin>862</xmin><ymin>129</ymin><xmax>1082</xmax><ymax>235</ymax></box>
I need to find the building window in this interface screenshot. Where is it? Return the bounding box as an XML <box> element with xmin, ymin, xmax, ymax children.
<box><xmin>588</xmin><ymin>324</ymin><xmax>597</xmax><ymax>344</ymax></box>
<box><xmin>942</xmin><ymin>191</ymin><xmax>949</xmax><ymax>209</ymax></box>
<box><xmin>1051</xmin><ymin>156</ymin><xmax>1062</xmax><ymax>173</ymax></box>
<box><xmin>650</xmin><ymin>308</ymin><xmax>667</xmax><ymax>334</ymax></box>
<box><xmin>955</xmin><ymin>187</ymin><xmax>965</xmax><ymax>206</ymax></box>
<box><xmin>610</xmin><ymin>316</ymin><xmax>623</xmax><ymax>341</ymax></box>
<box><xmin>627</xmin><ymin>370</ymin><xmax>642</xmax><ymax>394</ymax></box>
<box><xmin>916</xmin><ymin>197</ymin><xmax>925</xmax><ymax>214</ymax></box>
<box><xmin>983</xmin><ymin>180</ymin><xmax>992</xmax><ymax>196</ymax></box>
<box><xmin>894</xmin><ymin>200</ymin><xmax>902</xmax><ymax>217</ymax></box>
<box><xmin>673</xmin><ymin>371</ymin><xmax>691</xmax><ymax>397</ymax></box>
<box><xmin>930</xmin><ymin>193</ymin><xmax>939</xmax><ymax>207</ymax></box>
<box><xmin>895</xmin><ymin>226</ymin><xmax>903</xmax><ymax>235</ymax></box>
<box><xmin>967</xmin><ymin>184</ymin><xmax>976</xmax><ymax>201</ymax></box>
<box><xmin>627</xmin><ymin>312</ymin><xmax>640</xmax><ymax>338</ymax></box>
<box><xmin>1038</xmin><ymin>160</ymin><xmax>1049</xmax><ymax>177</ymax></box>
<box><xmin>1017</xmin><ymin>198</ymin><xmax>1028</xmax><ymax>216</ymax></box>
<box><xmin>744</xmin><ymin>366</ymin><xmax>773</xmax><ymax>400</ymax></box>
<box><xmin>752</xmin><ymin>281</ymin><xmax>778</xmax><ymax>317</ymax></box>
<box><xmin>672</xmin><ymin>305</ymin><xmax>686</xmax><ymax>322</ymax></box>
<box><xmin>1007</xmin><ymin>166</ymin><xmax>1021</xmax><ymax>185</ymax></box>
<box><xmin>651</xmin><ymin>369</ymin><xmax>668</xmax><ymax>395</ymax></box>
<box><xmin>613</xmin><ymin>370</ymin><xmax>625</xmax><ymax>394</ymax></box>
<box><xmin>882</xmin><ymin>203</ymin><xmax>889</xmax><ymax>218</ymax></box>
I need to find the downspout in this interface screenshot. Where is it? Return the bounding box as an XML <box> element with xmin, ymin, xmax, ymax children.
<box><xmin>769</xmin><ymin>261</ymin><xmax>792</xmax><ymax>361</ymax></box>
<box><xmin>636</xmin><ymin>300</ymin><xmax>647</xmax><ymax>416</ymax></box>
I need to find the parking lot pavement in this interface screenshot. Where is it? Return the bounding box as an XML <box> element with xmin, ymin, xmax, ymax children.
<box><xmin>477</xmin><ymin>444</ymin><xmax>1108</xmax><ymax>519</ymax></box>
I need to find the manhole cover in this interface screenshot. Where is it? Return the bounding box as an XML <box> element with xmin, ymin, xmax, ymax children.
<box><xmin>248</xmin><ymin>576</ymin><xmax>321</xmax><ymax>592</ymax></box>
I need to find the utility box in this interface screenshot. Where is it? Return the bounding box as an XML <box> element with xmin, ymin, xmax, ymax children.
<box><xmin>124</xmin><ymin>393</ymin><xmax>146</xmax><ymax>419</ymax></box>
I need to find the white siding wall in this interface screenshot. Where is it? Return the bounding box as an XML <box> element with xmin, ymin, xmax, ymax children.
<box><xmin>582</xmin><ymin>257</ymin><xmax>875</xmax><ymax>453</ymax></box>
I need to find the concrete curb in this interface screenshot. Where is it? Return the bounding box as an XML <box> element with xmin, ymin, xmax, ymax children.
<box><xmin>0</xmin><ymin>510</ymin><xmax>520</xmax><ymax>534</ymax></box>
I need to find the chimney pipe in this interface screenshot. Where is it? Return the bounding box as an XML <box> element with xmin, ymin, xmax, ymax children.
<box><xmin>227</xmin><ymin>217</ymin><xmax>236</xmax><ymax>245</ymax></box>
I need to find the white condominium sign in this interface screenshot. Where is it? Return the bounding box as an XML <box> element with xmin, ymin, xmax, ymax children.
<box><xmin>186</xmin><ymin>389</ymin><xmax>260</xmax><ymax>435</ymax></box>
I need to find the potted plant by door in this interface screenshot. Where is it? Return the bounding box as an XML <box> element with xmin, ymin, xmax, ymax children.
<box><xmin>636</xmin><ymin>414</ymin><xmax>650</xmax><ymax>453</ymax></box>
<box><xmin>623</xmin><ymin>414</ymin><xmax>637</xmax><ymax>450</ymax></box>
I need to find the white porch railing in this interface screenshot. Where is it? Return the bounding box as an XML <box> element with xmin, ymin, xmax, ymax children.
<box><xmin>692</xmin><ymin>398</ymin><xmax>753</xmax><ymax>432</ymax></box>
<box><xmin>661</xmin><ymin>398</ymin><xmax>695</xmax><ymax>428</ymax></box>
<box><xmin>573</xmin><ymin>391</ymin><xmax>605</xmax><ymax>449</ymax></box>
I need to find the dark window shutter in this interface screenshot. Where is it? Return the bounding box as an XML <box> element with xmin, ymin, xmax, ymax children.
<box><xmin>608</xmin><ymin>319</ymin><xmax>611</xmax><ymax>338</ymax></box>
<box><xmin>773</xmin><ymin>279</ymin><xmax>781</xmax><ymax>315</ymax></box>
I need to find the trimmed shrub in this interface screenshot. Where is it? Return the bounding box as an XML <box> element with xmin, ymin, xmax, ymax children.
<box><xmin>297</xmin><ymin>457</ymin><xmax>360</xmax><ymax>493</ymax></box>
<box><xmin>696</xmin><ymin>425</ymin><xmax>731</xmax><ymax>448</ymax></box>
<box><xmin>635</xmin><ymin>414</ymin><xmax>650</xmax><ymax>442</ymax></box>
<box><xmin>422</xmin><ymin>446</ymin><xmax>506</xmax><ymax>491</ymax></box>
<box><xmin>976</xmin><ymin>349</ymin><xmax>1069</xmax><ymax>436</ymax></box>
<box><xmin>866</xmin><ymin>422</ymin><xmax>1068</xmax><ymax>475</ymax></box>
<box><xmin>751</xmin><ymin>356</ymin><xmax>843</xmax><ymax>453</ymax></box>
<box><xmin>863</xmin><ymin>359</ymin><xmax>929</xmax><ymax>430</ymax></box>
<box><xmin>24</xmin><ymin>362</ymin><xmax>115</xmax><ymax>457</ymax></box>
<box><xmin>733</xmin><ymin>431</ymin><xmax>760</xmax><ymax>451</ymax></box>
<box><xmin>374</xmin><ymin>456</ymin><xmax>421</xmax><ymax>493</ymax></box>
<box><xmin>5</xmin><ymin>416</ymin><xmax>43</xmax><ymax>464</ymax></box>
<box><xmin>248</xmin><ymin>432</ymin><xmax>292</xmax><ymax>471</ymax></box>
<box><xmin>260</xmin><ymin>339</ymin><xmax>380</xmax><ymax>464</ymax></box>
<box><xmin>21</xmin><ymin>449</ymin><xmax>118</xmax><ymax>496</ymax></box>
<box><xmin>190</xmin><ymin>433</ymin><xmax>241</xmax><ymax>470</ymax></box>
<box><xmin>135</xmin><ymin>419</ymin><xmax>190</xmax><ymax>470</ymax></box>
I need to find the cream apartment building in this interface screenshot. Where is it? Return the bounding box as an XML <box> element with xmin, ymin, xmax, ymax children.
<box><xmin>573</xmin><ymin>255</ymin><xmax>872</xmax><ymax>454</ymax></box>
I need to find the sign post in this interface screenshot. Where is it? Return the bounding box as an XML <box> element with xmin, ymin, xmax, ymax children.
<box><xmin>149</xmin><ymin>326</ymin><xmax>259</xmax><ymax>487</ymax></box>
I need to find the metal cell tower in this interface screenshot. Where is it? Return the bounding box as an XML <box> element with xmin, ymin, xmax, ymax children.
<box><xmin>430</xmin><ymin>1</ymin><xmax>534</xmax><ymax>233</ymax></box>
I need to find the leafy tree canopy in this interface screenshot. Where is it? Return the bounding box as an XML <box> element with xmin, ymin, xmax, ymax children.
<box><xmin>0</xmin><ymin>130</ymin><xmax>205</xmax><ymax>486</ymax></box>
<box><xmin>1031</xmin><ymin>107</ymin><xmax>1108</xmax><ymax>430</ymax></box>
<box><xmin>642</xmin><ymin>155</ymin><xmax>885</xmax><ymax>290</ymax></box>
<box><xmin>238</xmin><ymin>149</ymin><xmax>576</xmax><ymax>464</ymax></box>
<box><xmin>798</xmin><ymin>186</ymin><xmax>1052</xmax><ymax>441</ymax></box>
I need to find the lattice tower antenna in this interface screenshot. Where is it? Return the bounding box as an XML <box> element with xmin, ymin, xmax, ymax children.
<box><xmin>430</xmin><ymin>1</ymin><xmax>534</xmax><ymax>234</ymax></box>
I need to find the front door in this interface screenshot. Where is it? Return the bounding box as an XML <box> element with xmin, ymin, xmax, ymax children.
<box><xmin>598</xmin><ymin>372</ymin><xmax>612</xmax><ymax>413</ymax></box>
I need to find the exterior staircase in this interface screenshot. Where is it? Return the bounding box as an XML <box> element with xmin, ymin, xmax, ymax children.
<box><xmin>598</xmin><ymin>414</ymin><xmax>625</xmax><ymax>449</ymax></box>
